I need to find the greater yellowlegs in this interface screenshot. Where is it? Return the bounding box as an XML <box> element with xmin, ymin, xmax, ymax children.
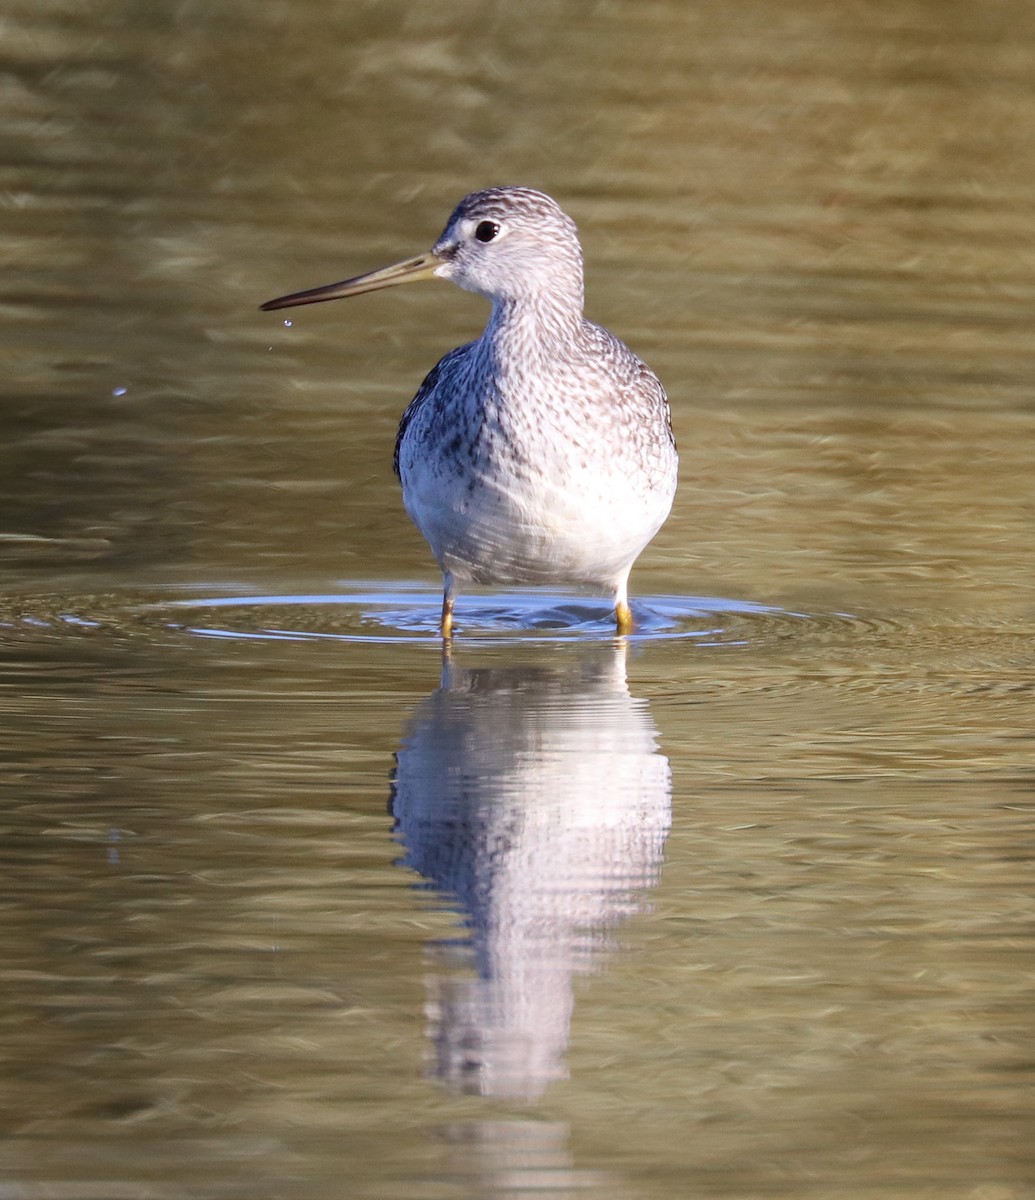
<box><xmin>261</xmin><ymin>187</ymin><xmax>678</xmax><ymax>637</ymax></box>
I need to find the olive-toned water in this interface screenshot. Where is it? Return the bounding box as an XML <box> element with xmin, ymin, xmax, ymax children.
<box><xmin>2</xmin><ymin>2</ymin><xmax>1033</xmax><ymax>1197</ymax></box>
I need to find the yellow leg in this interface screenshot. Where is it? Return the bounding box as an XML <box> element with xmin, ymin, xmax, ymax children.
<box><xmin>613</xmin><ymin>574</ymin><xmax>634</xmax><ymax>634</ymax></box>
<box><xmin>440</xmin><ymin>574</ymin><xmax>456</xmax><ymax>639</ymax></box>
<box><xmin>440</xmin><ymin>595</ymin><xmax>454</xmax><ymax>639</ymax></box>
<box><xmin>615</xmin><ymin>597</ymin><xmax>633</xmax><ymax>635</ymax></box>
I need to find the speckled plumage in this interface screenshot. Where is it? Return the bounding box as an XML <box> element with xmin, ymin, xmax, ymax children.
<box><xmin>262</xmin><ymin>187</ymin><xmax>678</xmax><ymax>636</ymax></box>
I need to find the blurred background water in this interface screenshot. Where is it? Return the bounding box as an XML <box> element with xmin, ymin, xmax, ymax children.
<box><xmin>1</xmin><ymin>1</ymin><xmax>1033</xmax><ymax>1197</ymax></box>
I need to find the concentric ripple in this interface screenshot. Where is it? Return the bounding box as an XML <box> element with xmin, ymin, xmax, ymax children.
<box><xmin>143</xmin><ymin>584</ymin><xmax>816</xmax><ymax>646</ymax></box>
<box><xmin>0</xmin><ymin>583</ymin><xmax>857</xmax><ymax>649</ymax></box>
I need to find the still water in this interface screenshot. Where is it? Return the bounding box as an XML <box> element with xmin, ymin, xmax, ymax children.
<box><xmin>2</xmin><ymin>1</ymin><xmax>1034</xmax><ymax>1197</ymax></box>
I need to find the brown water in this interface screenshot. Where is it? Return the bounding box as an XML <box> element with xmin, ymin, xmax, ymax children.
<box><xmin>2</xmin><ymin>1</ymin><xmax>1034</xmax><ymax>1197</ymax></box>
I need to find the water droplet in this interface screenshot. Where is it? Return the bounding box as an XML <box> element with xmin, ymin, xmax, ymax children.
<box><xmin>283</xmin><ymin>319</ymin><xmax>293</xmax><ymax>328</ymax></box>
<box><xmin>112</xmin><ymin>386</ymin><xmax>127</xmax><ymax>397</ymax></box>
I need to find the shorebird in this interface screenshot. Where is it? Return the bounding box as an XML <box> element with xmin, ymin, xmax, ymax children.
<box><xmin>261</xmin><ymin>187</ymin><xmax>677</xmax><ymax>637</ymax></box>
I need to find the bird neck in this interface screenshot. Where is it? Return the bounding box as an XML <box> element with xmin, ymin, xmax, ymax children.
<box><xmin>485</xmin><ymin>288</ymin><xmax>585</xmax><ymax>359</ymax></box>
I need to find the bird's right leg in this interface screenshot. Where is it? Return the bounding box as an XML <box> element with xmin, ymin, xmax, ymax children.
<box><xmin>440</xmin><ymin>572</ymin><xmax>457</xmax><ymax>639</ymax></box>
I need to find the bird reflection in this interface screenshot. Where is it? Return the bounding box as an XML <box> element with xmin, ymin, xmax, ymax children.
<box><xmin>390</xmin><ymin>643</ymin><xmax>671</xmax><ymax>1101</ymax></box>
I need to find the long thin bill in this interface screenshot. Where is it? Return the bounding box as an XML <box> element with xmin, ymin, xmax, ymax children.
<box><xmin>260</xmin><ymin>252</ymin><xmax>442</xmax><ymax>311</ymax></box>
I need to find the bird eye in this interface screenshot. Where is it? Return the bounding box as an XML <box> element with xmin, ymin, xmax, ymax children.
<box><xmin>474</xmin><ymin>220</ymin><xmax>501</xmax><ymax>243</ymax></box>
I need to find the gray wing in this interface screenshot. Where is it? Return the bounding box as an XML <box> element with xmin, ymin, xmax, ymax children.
<box><xmin>392</xmin><ymin>344</ymin><xmax>473</xmax><ymax>479</ymax></box>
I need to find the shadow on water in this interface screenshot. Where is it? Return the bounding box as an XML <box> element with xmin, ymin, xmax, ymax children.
<box><xmin>390</xmin><ymin>642</ymin><xmax>671</xmax><ymax>1102</ymax></box>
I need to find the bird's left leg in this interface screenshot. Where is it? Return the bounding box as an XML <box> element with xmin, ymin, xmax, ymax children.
<box><xmin>613</xmin><ymin>574</ymin><xmax>633</xmax><ymax>635</ymax></box>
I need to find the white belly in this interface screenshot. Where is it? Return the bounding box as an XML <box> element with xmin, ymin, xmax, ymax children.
<box><xmin>394</xmin><ymin>320</ymin><xmax>678</xmax><ymax>593</ymax></box>
<box><xmin>399</xmin><ymin>435</ymin><xmax>675</xmax><ymax>589</ymax></box>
